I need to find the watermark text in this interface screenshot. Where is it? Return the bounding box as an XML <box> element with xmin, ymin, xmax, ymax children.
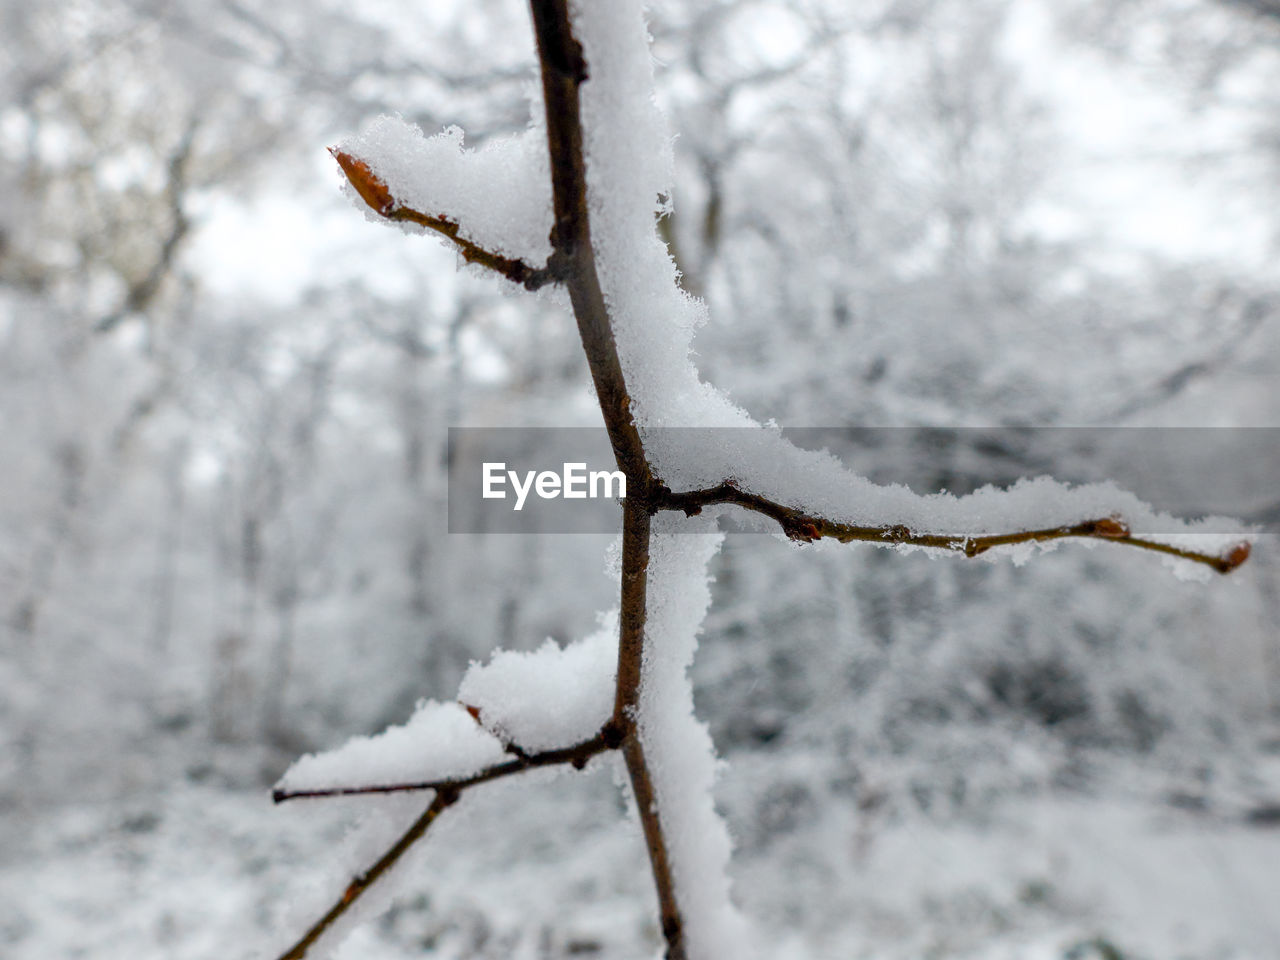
<box><xmin>482</xmin><ymin>461</ymin><xmax>626</xmax><ymax>511</ymax></box>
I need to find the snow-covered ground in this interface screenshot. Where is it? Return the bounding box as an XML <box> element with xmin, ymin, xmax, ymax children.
<box><xmin>5</xmin><ymin>749</ymin><xmax>1278</xmax><ymax>959</ymax></box>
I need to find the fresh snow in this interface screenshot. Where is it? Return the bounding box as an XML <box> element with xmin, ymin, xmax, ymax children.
<box><xmin>458</xmin><ymin>611</ymin><xmax>618</xmax><ymax>753</ymax></box>
<box><xmin>337</xmin><ymin>112</ymin><xmax>554</xmax><ymax>268</ymax></box>
<box><xmin>276</xmin><ymin>699</ymin><xmax>510</xmax><ymax>796</ymax></box>
<box><xmin>635</xmin><ymin>520</ymin><xmax>755</xmax><ymax>959</ymax></box>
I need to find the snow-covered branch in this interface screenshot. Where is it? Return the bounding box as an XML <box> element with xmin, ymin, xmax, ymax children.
<box><xmin>655</xmin><ymin>481</ymin><xmax>1252</xmax><ymax>575</ymax></box>
<box><xmin>330</xmin><ymin>148</ymin><xmax>559</xmax><ymax>289</ymax></box>
<box><xmin>271</xmin><ymin>729</ymin><xmax>614</xmax><ymax>803</ymax></box>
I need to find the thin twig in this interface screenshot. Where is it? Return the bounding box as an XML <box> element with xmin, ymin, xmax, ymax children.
<box><xmin>613</xmin><ymin>500</ymin><xmax>652</xmax><ymax>726</ymax></box>
<box><xmin>613</xmin><ymin>500</ymin><xmax>687</xmax><ymax>960</ymax></box>
<box><xmin>272</xmin><ymin>729</ymin><xmax>619</xmax><ymax>960</ymax></box>
<box><xmin>275</xmin><ymin>789</ymin><xmax>456</xmax><ymax>960</ymax></box>
<box><xmin>655</xmin><ymin>482</ymin><xmax>1252</xmax><ymax>574</ymax></box>
<box><xmin>330</xmin><ymin>149</ymin><xmax>559</xmax><ymax>290</ymax></box>
<box><xmin>271</xmin><ymin>729</ymin><xmax>614</xmax><ymax>803</ymax></box>
<box><xmin>623</xmin><ymin>734</ymin><xmax>686</xmax><ymax>960</ymax></box>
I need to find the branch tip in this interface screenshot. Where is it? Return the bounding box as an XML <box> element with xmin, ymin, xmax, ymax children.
<box><xmin>1221</xmin><ymin>541</ymin><xmax>1251</xmax><ymax>573</ymax></box>
<box><xmin>656</xmin><ymin>484</ymin><xmax>1251</xmax><ymax>575</ymax></box>
<box><xmin>330</xmin><ymin>147</ymin><xmax>394</xmax><ymax>216</ymax></box>
<box><xmin>330</xmin><ymin>146</ymin><xmax>556</xmax><ymax>289</ymax></box>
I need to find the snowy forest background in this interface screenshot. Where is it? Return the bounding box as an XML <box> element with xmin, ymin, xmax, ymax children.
<box><xmin>2</xmin><ymin>0</ymin><xmax>1279</xmax><ymax>957</ymax></box>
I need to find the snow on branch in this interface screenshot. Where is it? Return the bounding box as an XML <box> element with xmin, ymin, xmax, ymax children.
<box><xmin>274</xmin><ymin>700</ymin><xmax>509</xmax><ymax>800</ymax></box>
<box><xmin>631</xmin><ymin>523</ymin><xmax>753</xmax><ymax>959</ymax></box>
<box><xmin>458</xmin><ymin>612</ymin><xmax>618</xmax><ymax>752</ymax></box>
<box><xmin>655</xmin><ymin>480</ymin><xmax>1252</xmax><ymax>577</ymax></box>
<box><xmin>273</xmin><ymin>627</ymin><xmax>621</xmax><ymax>803</ymax></box>
<box><xmin>331</xmin><ymin>116</ymin><xmax>557</xmax><ymax>288</ymax></box>
<box><xmin>563</xmin><ymin>0</ymin><xmax>1253</xmax><ymax>581</ymax></box>
<box><xmin>270</xmin><ymin>654</ymin><xmax>621</xmax><ymax>960</ymax></box>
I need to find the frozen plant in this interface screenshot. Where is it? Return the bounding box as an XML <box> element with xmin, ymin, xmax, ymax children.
<box><xmin>270</xmin><ymin>2</ymin><xmax>1253</xmax><ymax>959</ymax></box>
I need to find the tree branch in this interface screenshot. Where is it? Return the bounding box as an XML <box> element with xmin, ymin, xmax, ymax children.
<box><xmin>623</xmin><ymin>734</ymin><xmax>687</xmax><ymax>960</ymax></box>
<box><xmin>292</xmin><ymin>2</ymin><xmax>1258</xmax><ymax>957</ymax></box>
<box><xmin>272</xmin><ymin>727</ymin><xmax>619</xmax><ymax>960</ymax></box>
<box><xmin>330</xmin><ymin>149</ymin><xmax>558</xmax><ymax>290</ymax></box>
<box><xmin>529</xmin><ymin>0</ymin><xmax>651</xmax><ymax>488</ymax></box>
<box><xmin>527</xmin><ymin>4</ymin><xmax>688</xmax><ymax>952</ymax></box>
<box><xmin>271</xmin><ymin>728</ymin><xmax>614</xmax><ymax>803</ymax></box>
<box><xmin>612</xmin><ymin>499</ymin><xmax>687</xmax><ymax>959</ymax></box>
<box><xmin>655</xmin><ymin>482</ymin><xmax>1252</xmax><ymax>575</ymax></box>
<box><xmin>613</xmin><ymin>500</ymin><xmax>652</xmax><ymax>726</ymax></box>
<box><xmin>274</xmin><ymin>789</ymin><xmax>456</xmax><ymax>960</ymax></box>
<box><xmin>96</xmin><ymin>122</ymin><xmax>198</xmax><ymax>334</ymax></box>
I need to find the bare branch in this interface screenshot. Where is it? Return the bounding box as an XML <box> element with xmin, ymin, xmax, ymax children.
<box><xmin>330</xmin><ymin>148</ymin><xmax>558</xmax><ymax>290</ymax></box>
<box><xmin>293</xmin><ymin>1</ymin><xmax>1259</xmax><ymax>957</ymax></box>
<box><xmin>271</xmin><ymin>727</ymin><xmax>623</xmax><ymax>960</ymax></box>
<box><xmin>612</xmin><ymin>500</ymin><xmax>687</xmax><ymax>959</ymax></box>
<box><xmin>528</xmin><ymin>4</ymin><xmax>686</xmax><ymax>952</ymax></box>
<box><xmin>613</xmin><ymin>501</ymin><xmax>652</xmax><ymax>726</ymax></box>
<box><xmin>274</xmin><ymin>789</ymin><xmax>456</xmax><ymax>960</ymax></box>
<box><xmin>622</xmin><ymin>734</ymin><xmax>687</xmax><ymax>960</ymax></box>
<box><xmin>656</xmin><ymin>482</ymin><xmax>1252</xmax><ymax>575</ymax></box>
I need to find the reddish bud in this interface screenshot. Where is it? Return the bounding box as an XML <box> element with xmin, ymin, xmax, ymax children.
<box><xmin>1093</xmin><ymin>516</ymin><xmax>1130</xmax><ymax>538</ymax></box>
<box><xmin>330</xmin><ymin>148</ymin><xmax>395</xmax><ymax>216</ymax></box>
<box><xmin>786</xmin><ymin>519</ymin><xmax>821</xmax><ymax>543</ymax></box>
<box><xmin>1222</xmin><ymin>541</ymin><xmax>1251</xmax><ymax>572</ymax></box>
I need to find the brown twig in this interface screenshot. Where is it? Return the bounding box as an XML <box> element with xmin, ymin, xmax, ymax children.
<box><xmin>271</xmin><ymin>729</ymin><xmax>614</xmax><ymax>803</ymax></box>
<box><xmin>613</xmin><ymin>500</ymin><xmax>687</xmax><ymax>959</ymax></box>
<box><xmin>655</xmin><ymin>482</ymin><xmax>1252</xmax><ymax>575</ymax></box>
<box><xmin>330</xmin><ymin>149</ymin><xmax>559</xmax><ymax>291</ymax></box>
<box><xmin>275</xmin><ymin>789</ymin><xmax>457</xmax><ymax>960</ymax></box>
<box><xmin>623</xmin><ymin>734</ymin><xmax>686</xmax><ymax>959</ymax></box>
<box><xmin>271</xmin><ymin>728</ymin><xmax>619</xmax><ymax>960</ymax></box>
<box><xmin>613</xmin><ymin>501</ymin><xmax>652</xmax><ymax>726</ymax></box>
<box><xmin>529</xmin><ymin>0</ymin><xmax>651</xmax><ymax>489</ymax></box>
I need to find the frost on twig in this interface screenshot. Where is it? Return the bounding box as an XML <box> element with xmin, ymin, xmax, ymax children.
<box><xmin>655</xmin><ymin>480</ymin><xmax>1252</xmax><ymax>576</ymax></box>
<box><xmin>331</xmin><ymin>116</ymin><xmax>558</xmax><ymax>289</ymax></box>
